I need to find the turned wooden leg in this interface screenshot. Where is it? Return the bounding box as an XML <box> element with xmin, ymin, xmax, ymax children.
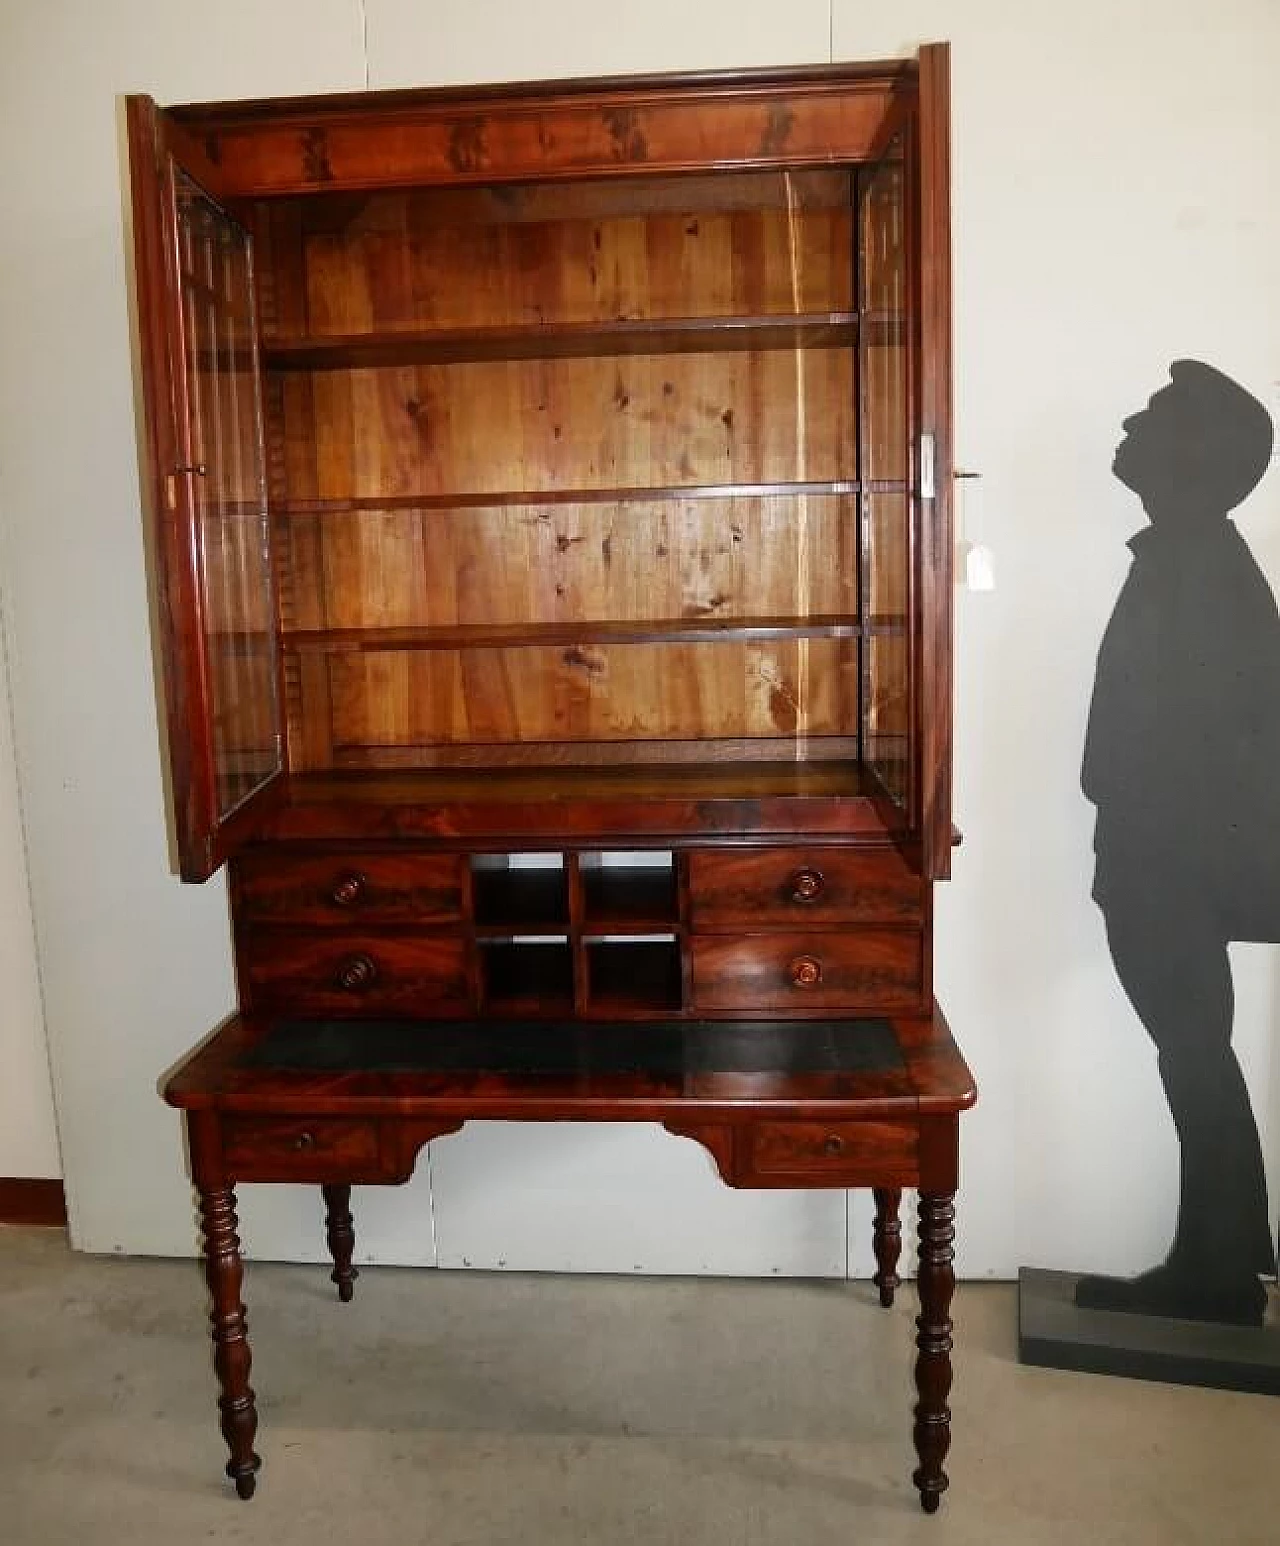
<box><xmin>322</xmin><ymin>1184</ymin><xmax>359</xmax><ymax>1303</ymax></box>
<box><xmin>198</xmin><ymin>1184</ymin><xmax>262</xmax><ymax>1499</ymax></box>
<box><xmin>912</xmin><ymin>1191</ymin><xmax>956</xmax><ymax>1515</ymax></box>
<box><xmin>872</xmin><ymin>1187</ymin><xmax>903</xmax><ymax>1307</ymax></box>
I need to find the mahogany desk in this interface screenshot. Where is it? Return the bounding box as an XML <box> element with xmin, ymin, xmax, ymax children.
<box><xmin>165</xmin><ymin>1005</ymin><xmax>974</xmax><ymax>1512</ymax></box>
<box><xmin>127</xmin><ymin>44</ymin><xmax>972</xmax><ymax>1519</ymax></box>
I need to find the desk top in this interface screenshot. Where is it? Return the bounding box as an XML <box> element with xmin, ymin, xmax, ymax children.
<box><xmin>163</xmin><ymin>1005</ymin><xmax>975</xmax><ymax>1124</ymax></box>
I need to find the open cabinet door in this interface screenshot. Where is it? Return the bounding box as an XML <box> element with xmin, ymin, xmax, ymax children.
<box><xmin>126</xmin><ymin>97</ymin><xmax>285</xmax><ymax>881</ymax></box>
<box><xmin>859</xmin><ymin>43</ymin><xmax>954</xmax><ymax>879</ymax></box>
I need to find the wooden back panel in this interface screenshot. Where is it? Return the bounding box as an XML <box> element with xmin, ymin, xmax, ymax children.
<box><xmin>274</xmin><ymin>173</ymin><xmax>854</xmax><ymax>332</ymax></box>
<box><xmin>255</xmin><ymin>171</ymin><xmax>867</xmax><ymax>771</ymax></box>
<box><xmin>279</xmin><ymin>495</ymin><xmax>859</xmax><ymax>631</ymax></box>
<box><xmin>288</xmin><ymin>349</ymin><xmax>853</xmax><ymax>499</ymax></box>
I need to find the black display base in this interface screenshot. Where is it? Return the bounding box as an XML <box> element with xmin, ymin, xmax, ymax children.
<box><xmin>1018</xmin><ymin>1268</ymin><xmax>1280</xmax><ymax>1396</ymax></box>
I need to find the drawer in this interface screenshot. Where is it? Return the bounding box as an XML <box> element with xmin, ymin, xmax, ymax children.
<box><xmin>740</xmin><ymin>1119</ymin><xmax>917</xmax><ymax>1187</ymax></box>
<box><xmin>235</xmin><ymin>851</ymin><xmax>463</xmax><ymax>927</ymax></box>
<box><xmin>690</xmin><ymin>930</ymin><xmax>924</xmax><ymax>1012</ymax></box>
<box><xmin>222</xmin><ymin>1115</ymin><xmax>381</xmax><ymax>1181</ymax></box>
<box><xmin>239</xmin><ymin>929</ymin><xmax>472</xmax><ymax>1017</ymax></box>
<box><xmin>688</xmin><ymin>847</ymin><xmax>922</xmax><ymax>930</ymax></box>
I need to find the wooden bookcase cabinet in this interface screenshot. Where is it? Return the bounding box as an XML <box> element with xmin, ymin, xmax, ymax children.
<box><xmin>128</xmin><ymin>43</ymin><xmax>973</xmax><ymax>1513</ymax></box>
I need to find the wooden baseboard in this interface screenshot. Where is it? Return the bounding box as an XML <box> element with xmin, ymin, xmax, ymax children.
<box><xmin>0</xmin><ymin>1178</ymin><xmax>67</xmax><ymax>1227</ymax></box>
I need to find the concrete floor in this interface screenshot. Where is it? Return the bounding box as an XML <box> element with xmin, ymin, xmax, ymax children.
<box><xmin>1</xmin><ymin>1227</ymin><xmax>1275</xmax><ymax>1544</ymax></box>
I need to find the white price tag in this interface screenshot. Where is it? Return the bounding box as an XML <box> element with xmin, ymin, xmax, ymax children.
<box><xmin>966</xmin><ymin>543</ymin><xmax>995</xmax><ymax>592</ymax></box>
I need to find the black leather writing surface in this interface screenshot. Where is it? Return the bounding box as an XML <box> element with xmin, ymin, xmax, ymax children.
<box><xmin>241</xmin><ymin>1017</ymin><xmax>903</xmax><ymax>1078</ymax></box>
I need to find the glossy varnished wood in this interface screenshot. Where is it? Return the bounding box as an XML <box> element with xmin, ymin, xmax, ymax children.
<box><xmin>740</xmin><ymin>1118</ymin><xmax>917</xmax><ymax>1187</ymax></box>
<box><xmin>222</xmin><ymin>1113</ymin><xmax>381</xmax><ymax>1181</ymax></box>
<box><xmin>169</xmin><ymin>64</ymin><xmax>910</xmax><ymax>196</ymax></box>
<box><xmin>126</xmin><ymin>102</ymin><xmax>288</xmax><ymax>880</ymax></box>
<box><xmin>873</xmin><ymin>1187</ymin><xmax>904</xmax><ymax>1307</ymax></box>
<box><xmin>688</xmin><ymin>845</ymin><xmax>922</xmax><ymax>928</ymax></box>
<box><xmin>262</xmin><ymin>314</ymin><xmax>860</xmax><ymax>369</ymax></box>
<box><xmin>251</xmin><ymin>137</ymin><xmax>862</xmax><ymax>773</ymax></box>
<box><xmin>689</xmin><ymin>930</ymin><xmax>925</xmax><ymax>1013</ymax></box>
<box><xmin>914</xmin><ymin>45</ymin><xmax>955</xmax><ymax>880</ymax></box>
<box><xmin>166</xmin><ymin>999</ymin><xmax>972</xmax><ymax>1505</ymax></box>
<box><xmin>132</xmin><ymin>46</ymin><xmax>969</xmax><ymax>1512</ymax></box>
<box><xmin>238</xmin><ymin>929</ymin><xmax>472</xmax><ymax>1016</ymax></box>
<box><xmin>321</xmin><ymin>1184</ymin><xmax>358</xmax><ymax>1302</ymax></box>
<box><xmin>234</xmin><ymin>849</ymin><xmax>464</xmax><ymax>925</ymax></box>
<box><xmin>188</xmin><ymin>1112</ymin><xmax>261</xmax><ymax>1499</ymax></box>
<box><xmin>132</xmin><ymin>51</ymin><xmax>953</xmax><ymax>866</ymax></box>
<box><xmin>913</xmin><ymin>1191</ymin><xmax>957</xmax><ymax>1512</ymax></box>
<box><xmin>255</xmin><ymin>765</ymin><xmax>896</xmax><ymax>843</ymax></box>
<box><xmin>164</xmin><ymin>1004</ymin><xmax>975</xmax><ymax>1123</ymax></box>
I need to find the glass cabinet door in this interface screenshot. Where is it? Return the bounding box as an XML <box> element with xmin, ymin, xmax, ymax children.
<box><xmin>127</xmin><ymin>100</ymin><xmax>284</xmax><ymax>880</ymax></box>
<box><xmin>172</xmin><ymin>173</ymin><xmax>281</xmax><ymax>820</ymax></box>
<box><xmin>912</xmin><ymin>43</ymin><xmax>956</xmax><ymax>881</ymax></box>
<box><xmin>859</xmin><ymin>43</ymin><xmax>954</xmax><ymax>878</ymax></box>
<box><xmin>858</xmin><ymin>130</ymin><xmax>912</xmax><ymax>817</ymax></box>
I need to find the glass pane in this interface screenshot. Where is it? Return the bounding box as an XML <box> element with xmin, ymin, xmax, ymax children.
<box><xmin>859</xmin><ymin>134</ymin><xmax>910</xmax><ymax>806</ymax></box>
<box><xmin>174</xmin><ymin>172</ymin><xmax>281</xmax><ymax>822</ymax></box>
<box><xmin>860</xmin><ymin>142</ymin><xmax>907</xmax><ymax>485</ymax></box>
<box><xmin>864</xmin><ymin>632</ymin><xmax>909</xmax><ymax>802</ymax></box>
<box><xmin>863</xmin><ymin>490</ymin><xmax>908</xmax><ymax>623</ymax></box>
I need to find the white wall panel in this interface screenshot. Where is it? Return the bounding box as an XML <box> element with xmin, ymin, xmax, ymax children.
<box><xmin>430</xmin><ymin>1123</ymin><xmax>846</xmax><ymax>1276</ymax></box>
<box><xmin>0</xmin><ymin>0</ymin><xmax>366</xmax><ymax>1252</ymax></box>
<box><xmin>363</xmin><ymin>0</ymin><xmax>832</xmax><ymax>86</ymax></box>
<box><xmin>834</xmin><ymin>0</ymin><xmax>1280</xmax><ymax>1277</ymax></box>
<box><xmin>0</xmin><ymin>611</ymin><xmax>59</xmax><ymax>1177</ymax></box>
<box><xmin>1</xmin><ymin>1</ymin><xmax>1275</xmax><ymax>1283</ymax></box>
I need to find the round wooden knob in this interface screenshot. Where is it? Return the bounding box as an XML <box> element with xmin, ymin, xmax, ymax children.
<box><xmin>336</xmin><ymin>953</ymin><xmax>377</xmax><ymax>992</ymax></box>
<box><xmin>789</xmin><ymin>955</ymin><xmax>823</xmax><ymax>988</ymax></box>
<box><xmin>293</xmin><ymin>1131</ymin><xmax>316</xmax><ymax>1152</ymax></box>
<box><xmin>790</xmin><ymin>868</ymin><xmax>825</xmax><ymax>903</ymax></box>
<box><xmin>329</xmin><ymin>872</ymin><xmax>366</xmax><ymax>907</ymax></box>
<box><xmin>822</xmin><ymin>1134</ymin><xmax>845</xmax><ymax>1157</ymax></box>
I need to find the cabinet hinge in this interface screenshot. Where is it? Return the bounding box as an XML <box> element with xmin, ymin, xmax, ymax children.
<box><xmin>166</xmin><ymin>463</ymin><xmax>207</xmax><ymax>510</ymax></box>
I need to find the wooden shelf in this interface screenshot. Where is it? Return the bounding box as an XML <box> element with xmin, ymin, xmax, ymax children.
<box><xmin>280</xmin><ymin>615</ymin><xmax>902</xmax><ymax>654</ymax></box>
<box><xmin>283</xmin><ymin>762</ymin><xmax>881</xmax><ymax>804</ymax></box>
<box><xmin>480</xmin><ymin>941</ymin><xmax>574</xmax><ymax>1015</ymax></box>
<box><xmin>581</xmin><ymin>866</ymin><xmax>679</xmax><ymax>932</ymax></box>
<box><xmin>259</xmin><ymin>763</ymin><xmax>895</xmax><ymax>843</ymax></box>
<box><xmin>272</xmin><ymin>481</ymin><xmax>868</xmax><ymax>516</ymax></box>
<box><xmin>472</xmin><ymin>868</ymin><xmax>569</xmax><ymax>931</ymax></box>
<box><xmin>262</xmin><ymin>312</ymin><xmax>860</xmax><ymax>370</ymax></box>
<box><xmin>586</xmin><ymin>941</ymin><xmax>683</xmax><ymax>1014</ymax></box>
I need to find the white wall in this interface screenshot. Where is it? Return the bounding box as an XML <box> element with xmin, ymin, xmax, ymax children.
<box><xmin>0</xmin><ymin>602</ymin><xmax>59</xmax><ymax>1178</ymax></box>
<box><xmin>0</xmin><ymin>0</ymin><xmax>1276</xmax><ymax>1277</ymax></box>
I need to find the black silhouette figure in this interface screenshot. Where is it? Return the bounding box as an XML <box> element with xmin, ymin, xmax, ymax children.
<box><xmin>1077</xmin><ymin>360</ymin><xmax>1278</xmax><ymax>1327</ymax></box>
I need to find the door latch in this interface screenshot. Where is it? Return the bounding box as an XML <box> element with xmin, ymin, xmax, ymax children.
<box><xmin>919</xmin><ymin>433</ymin><xmax>936</xmax><ymax>500</ymax></box>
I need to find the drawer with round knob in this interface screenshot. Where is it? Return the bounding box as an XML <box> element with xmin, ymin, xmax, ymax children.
<box><xmin>233</xmin><ymin>851</ymin><xmax>464</xmax><ymax>927</ymax></box>
<box><xmin>689</xmin><ymin>930</ymin><xmax>925</xmax><ymax>1012</ymax></box>
<box><xmin>741</xmin><ymin>1119</ymin><xmax>918</xmax><ymax>1186</ymax></box>
<box><xmin>687</xmin><ymin>847</ymin><xmax>922</xmax><ymax>930</ymax></box>
<box><xmin>222</xmin><ymin>1115</ymin><xmax>383</xmax><ymax>1182</ymax></box>
<box><xmin>239</xmin><ymin>930</ymin><xmax>472</xmax><ymax>1016</ymax></box>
